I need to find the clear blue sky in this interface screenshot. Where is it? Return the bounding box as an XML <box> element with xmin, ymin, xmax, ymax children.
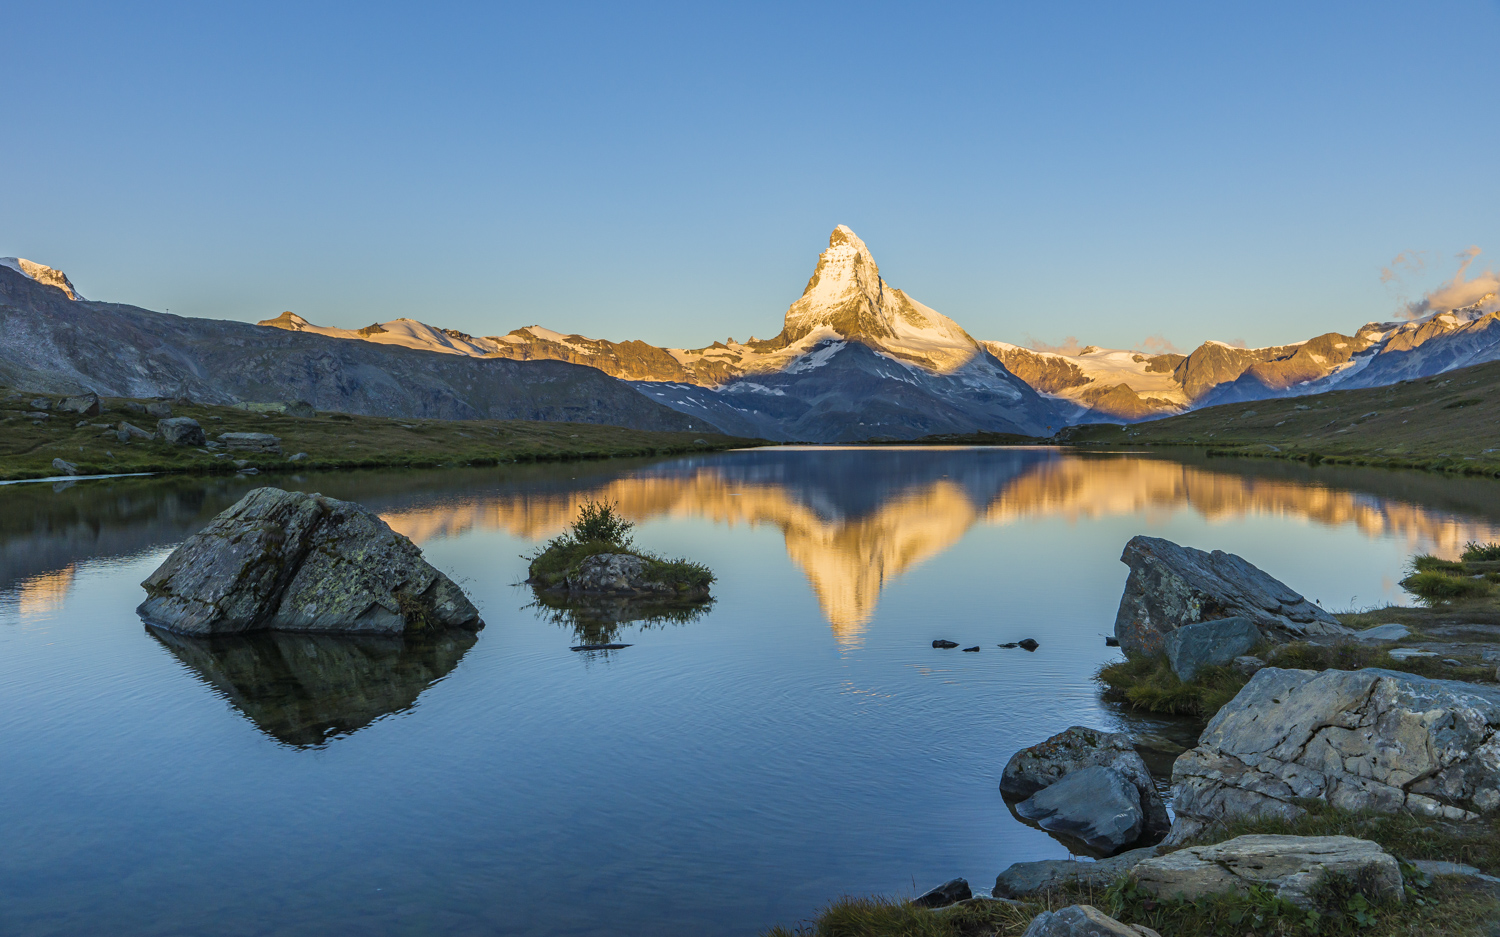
<box><xmin>4</xmin><ymin>1</ymin><xmax>1498</xmax><ymax>353</ymax></box>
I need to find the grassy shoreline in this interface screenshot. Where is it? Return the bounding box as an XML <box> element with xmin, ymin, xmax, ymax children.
<box><xmin>0</xmin><ymin>390</ymin><xmax>760</xmax><ymax>482</ymax></box>
<box><xmin>1059</xmin><ymin>359</ymin><xmax>1500</xmax><ymax>477</ymax></box>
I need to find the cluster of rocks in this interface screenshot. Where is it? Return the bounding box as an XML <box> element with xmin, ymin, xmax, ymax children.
<box><xmin>138</xmin><ymin>487</ymin><xmax>482</xmax><ymax>635</ymax></box>
<box><xmin>917</xmin><ymin>535</ymin><xmax>1500</xmax><ymax>929</ymax></box>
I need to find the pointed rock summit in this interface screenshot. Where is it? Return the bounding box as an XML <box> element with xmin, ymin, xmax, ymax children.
<box><xmin>0</xmin><ymin>257</ymin><xmax>83</xmax><ymax>300</ymax></box>
<box><xmin>780</xmin><ymin>226</ymin><xmax>979</xmax><ymax>372</ymax></box>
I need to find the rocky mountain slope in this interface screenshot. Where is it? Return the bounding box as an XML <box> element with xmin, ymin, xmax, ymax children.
<box><xmin>264</xmin><ymin>226</ymin><xmax>1067</xmax><ymax>440</ymax></box>
<box><xmin>0</xmin><ymin>263</ymin><xmax>703</xmax><ymax>431</ymax></box>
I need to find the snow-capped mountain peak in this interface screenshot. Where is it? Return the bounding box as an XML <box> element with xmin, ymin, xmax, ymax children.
<box><xmin>0</xmin><ymin>257</ymin><xmax>83</xmax><ymax>300</ymax></box>
<box><xmin>781</xmin><ymin>226</ymin><xmax>979</xmax><ymax>373</ymax></box>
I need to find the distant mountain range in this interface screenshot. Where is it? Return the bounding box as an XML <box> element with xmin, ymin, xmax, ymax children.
<box><xmin>6</xmin><ymin>227</ymin><xmax>1499</xmax><ymax>439</ymax></box>
<box><xmin>0</xmin><ymin>263</ymin><xmax>700</xmax><ymax>432</ymax></box>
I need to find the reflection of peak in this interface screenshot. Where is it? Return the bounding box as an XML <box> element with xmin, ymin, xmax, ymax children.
<box><xmin>149</xmin><ymin>626</ymin><xmax>475</xmax><ymax>748</ymax></box>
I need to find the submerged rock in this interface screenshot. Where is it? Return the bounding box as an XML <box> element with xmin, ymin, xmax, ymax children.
<box><xmin>1021</xmin><ymin>905</ymin><xmax>1161</xmax><ymax>937</ymax></box>
<box><xmin>912</xmin><ymin>878</ymin><xmax>972</xmax><ymax>909</ymax></box>
<box><xmin>1130</xmin><ymin>834</ymin><xmax>1402</xmax><ymax>909</ymax></box>
<box><xmin>1166</xmin><ymin>667</ymin><xmax>1500</xmax><ymax>846</ymax></box>
<box><xmin>1017</xmin><ymin>638</ymin><xmax>1040</xmax><ymax>651</ymax></box>
<box><xmin>932</xmin><ymin>639</ymin><xmax>960</xmax><ymax>648</ymax></box>
<box><xmin>1164</xmin><ymin>616</ymin><xmax>1262</xmax><ymax>681</ymax></box>
<box><xmin>1001</xmin><ymin>726</ymin><xmax>1170</xmax><ymax>840</ymax></box>
<box><xmin>1114</xmin><ymin>535</ymin><xmax>1347</xmax><ymax>656</ymax></box>
<box><xmin>138</xmin><ymin>487</ymin><xmax>482</xmax><ymax>635</ymax></box>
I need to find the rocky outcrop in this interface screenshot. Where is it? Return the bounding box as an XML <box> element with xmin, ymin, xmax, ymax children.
<box><xmin>1021</xmin><ymin>905</ymin><xmax>1161</xmax><ymax>937</ymax></box>
<box><xmin>51</xmin><ymin>458</ymin><xmax>80</xmax><ymax>476</ymax></box>
<box><xmin>994</xmin><ymin>847</ymin><xmax>1158</xmax><ymax>899</ymax></box>
<box><xmin>0</xmin><ymin>262</ymin><xmax>702</xmax><ymax>432</ymax></box>
<box><xmin>1001</xmin><ymin>726</ymin><xmax>1170</xmax><ymax>840</ymax></box>
<box><xmin>157</xmin><ymin>417</ymin><xmax>206</xmax><ymax>446</ymax></box>
<box><xmin>1130</xmin><ymin>835</ymin><xmax>1402</xmax><ymax>909</ymax></box>
<box><xmin>218</xmin><ymin>432</ymin><xmax>282</xmax><ymax>454</ymax></box>
<box><xmin>1166</xmin><ymin>667</ymin><xmax>1500</xmax><ymax>846</ymax></box>
<box><xmin>138</xmin><ymin>487</ymin><xmax>482</xmax><ymax>635</ymax></box>
<box><xmin>1164</xmin><ymin>617</ymin><xmax>1262</xmax><ymax>681</ymax></box>
<box><xmin>1114</xmin><ymin>536</ymin><xmax>1347</xmax><ymax>656</ymax></box>
<box><xmin>1015</xmin><ymin>766</ymin><xmax>1146</xmax><ymax>853</ymax></box>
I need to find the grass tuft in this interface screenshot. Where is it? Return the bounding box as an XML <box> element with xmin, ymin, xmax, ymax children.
<box><xmin>1096</xmin><ymin>656</ymin><xmax>1249</xmax><ymax>718</ymax></box>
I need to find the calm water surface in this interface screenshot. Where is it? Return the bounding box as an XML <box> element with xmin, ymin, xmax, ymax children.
<box><xmin>4</xmin><ymin>446</ymin><xmax>1500</xmax><ymax>936</ymax></box>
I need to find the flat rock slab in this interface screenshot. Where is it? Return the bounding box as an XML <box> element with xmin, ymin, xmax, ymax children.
<box><xmin>1015</xmin><ymin>766</ymin><xmax>1144</xmax><ymax>854</ymax></box>
<box><xmin>1166</xmin><ymin>667</ymin><xmax>1500</xmax><ymax>846</ymax></box>
<box><xmin>218</xmin><ymin>432</ymin><xmax>283</xmax><ymax>454</ymax></box>
<box><xmin>138</xmin><ymin>487</ymin><xmax>482</xmax><ymax>635</ymax></box>
<box><xmin>1114</xmin><ymin>535</ymin><xmax>1347</xmax><ymax>657</ymax></box>
<box><xmin>1345</xmin><ymin>623</ymin><xmax>1411</xmax><ymax>643</ymax></box>
<box><xmin>1131</xmin><ymin>834</ymin><xmax>1402</xmax><ymax>909</ymax></box>
<box><xmin>1022</xmin><ymin>904</ymin><xmax>1161</xmax><ymax>937</ymax></box>
<box><xmin>1165</xmin><ymin>616</ymin><xmax>1262</xmax><ymax>681</ymax></box>
<box><xmin>994</xmin><ymin>846</ymin><xmax>1158</xmax><ymax>899</ymax></box>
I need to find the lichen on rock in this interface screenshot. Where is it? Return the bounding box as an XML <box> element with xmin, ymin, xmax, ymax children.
<box><xmin>137</xmin><ymin>487</ymin><xmax>482</xmax><ymax>635</ymax></box>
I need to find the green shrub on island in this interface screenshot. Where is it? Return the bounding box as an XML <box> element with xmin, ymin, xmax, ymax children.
<box><xmin>1462</xmin><ymin>541</ymin><xmax>1500</xmax><ymax>562</ymax></box>
<box><xmin>526</xmin><ymin>500</ymin><xmax>713</xmax><ymax>595</ymax></box>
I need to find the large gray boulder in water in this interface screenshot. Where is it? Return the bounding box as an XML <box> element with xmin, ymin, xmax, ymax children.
<box><xmin>138</xmin><ymin>487</ymin><xmax>482</xmax><ymax>635</ymax></box>
<box><xmin>1114</xmin><ymin>535</ymin><xmax>1348</xmax><ymax>657</ymax></box>
<box><xmin>1165</xmin><ymin>667</ymin><xmax>1500</xmax><ymax>846</ymax></box>
<box><xmin>1014</xmin><ymin>766</ymin><xmax>1145</xmax><ymax>854</ymax></box>
<box><xmin>1001</xmin><ymin>725</ymin><xmax>1170</xmax><ymax>841</ymax></box>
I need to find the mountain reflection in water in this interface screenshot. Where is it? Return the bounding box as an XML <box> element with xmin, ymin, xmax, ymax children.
<box><xmin>148</xmin><ymin>626</ymin><xmax>477</xmax><ymax>748</ymax></box>
<box><xmin>377</xmin><ymin>448</ymin><xmax>1500</xmax><ymax>643</ymax></box>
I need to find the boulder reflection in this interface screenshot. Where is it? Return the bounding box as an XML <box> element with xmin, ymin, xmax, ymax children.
<box><xmin>148</xmin><ymin>626</ymin><xmax>476</xmax><ymax>748</ymax></box>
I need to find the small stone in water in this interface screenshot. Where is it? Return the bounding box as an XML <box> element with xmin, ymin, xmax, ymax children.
<box><xmin>1105</xmin><ymin>636</ymin><xmax>1120</xmax><ymax>647</ymax></box>
<box><xmin>1018</xmin><ymin>639</ymin><xmax>1040</xmax><ymax>651</ymax></box>
<box><xmin>998</xmin><ymin>642</ymin><xmax>1018</xmax><ymax>648</ymax></box>
<box><xmin>962</xmin><ymin>646</ymin><xmax>980</xmax><ymax>652</ymax></box>
<box><xmin>932</xmin><ymin>639</ymin><xmax>959</xmax><ymax>648</ymax></box>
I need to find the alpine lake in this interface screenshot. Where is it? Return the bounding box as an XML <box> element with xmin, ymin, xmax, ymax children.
<box><xmin>4</xmin><ymin>445</ymin><xmax>1499</xmax><ymax>937</ymax></box>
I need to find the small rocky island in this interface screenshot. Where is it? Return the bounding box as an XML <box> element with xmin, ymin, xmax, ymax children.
<box><xmin>526</xmin><ymin>501</ymin><xmax>713</xmax><ymax>645</ymax></box>
<box><xmin>138</xmin><ymin>487</ymin><xmax>482</xmax><ymax>634</ymax></box>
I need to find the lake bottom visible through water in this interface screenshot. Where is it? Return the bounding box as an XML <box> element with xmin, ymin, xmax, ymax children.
<box><xmin>3</xmin><ymin>446</ymin><xmax>1498</xmax><ymax>936</ymax></box>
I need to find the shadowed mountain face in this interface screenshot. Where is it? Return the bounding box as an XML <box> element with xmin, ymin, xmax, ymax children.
<box><xmin>149</xmin><ymin>626</ymin><xmax>476</xmax><ymax>748</ymax></box>
<box><xmin>0</xmin><ymin>265</ymin><xmax>698</xmax><ymax>430</ymax></box>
